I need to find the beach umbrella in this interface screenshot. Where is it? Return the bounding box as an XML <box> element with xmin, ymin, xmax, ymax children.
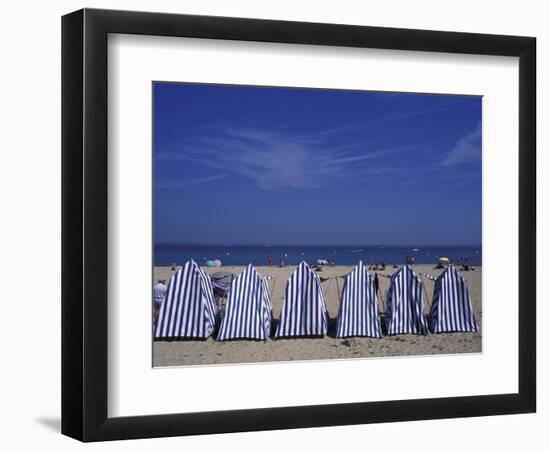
<box><xmin>275</xmin><ymin>261</ymin><xmax>328</xmax><ymax>338</ymax></box>
<box><xmin>210</xmin><ymin>271</ymin><xmax>235</xmax><ymax>297</ymax></box>
<box><xmin>438</xmin><ymin>257</ymin><xmax>450</xmax><ymax>264</ymax></box>
<box><xmin>210</xmin><ymin>271</ymin><xmax>235</xmax><ymax>283</ymax></box>
<box><xmin>336</xmin><ymin>261</ymin><xmax>382</xmax><ymax>338</ymax></box>
<box><xmin>428</xmin><ymin>265</ymin><xmax>478</xmax><ymax>333</ymax></box>
<box><xmin>206</xmin><ymin>259</ymin><xmax>223</xmax><ymax>267</ymax></box>
<box><xmin>154</xmin><ymin>260</ymin><xmax>218</xmax><ymax>339</ymax></box>
<box><xmin>217</xmin><ymin>264</ymin><xmax>272</xmax><ymax>340</ymax></box>
<box><xmin>385</xmin><ymin>265</ymin><xmax>429</xmax><ymax>335</ymax></box>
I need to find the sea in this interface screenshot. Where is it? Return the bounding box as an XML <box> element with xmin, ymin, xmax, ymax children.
<box><xmin>154</xmin><ymin>244</ymin><xmax>482</xmax><ymax>267</ymax></box>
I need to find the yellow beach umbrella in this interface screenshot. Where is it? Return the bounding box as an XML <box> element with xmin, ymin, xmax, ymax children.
<box><xmin>438</xmin><ymin>257</ymin><xmax>450</xmax><ymax>264</ymax></box>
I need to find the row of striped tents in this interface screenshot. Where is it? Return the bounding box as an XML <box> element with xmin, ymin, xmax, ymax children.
<box><xmin>336</xmin><ymin>261</ymin><xmax>382</xmax><ymax>338</ymax></box>
<box><xmin>155</xmin><ymin>260</ymin><xmax>477</xmax><ymax>341</ymax></box>
<box><xmin>428</xmin><ymin>265</ymin><xmax>478</xmax><ymax>333</ymax></box>
<box><xmin>275</xmin><ymin>261</ymin><xmax>328</xmax><ymax>338</ymax></box>
<box><xmin>385</xmin><ymin>265</ymin><xmax>429</xmax><ymax>335</ymax></box>
<box><xmin>155</xmin><ymin>260</ymin><xmax>218</xmax><ymax>339</ymax></box>
<box><xmin>217</xmin><ymin>264</ymin><xmax>273</xmax><ymax>341</ymax></box>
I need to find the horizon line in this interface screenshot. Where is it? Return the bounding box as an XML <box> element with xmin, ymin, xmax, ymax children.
<box><xmin>155</xmin><ymin>242</ymin><xmax>482</xmax><ymax>247</ymax></box>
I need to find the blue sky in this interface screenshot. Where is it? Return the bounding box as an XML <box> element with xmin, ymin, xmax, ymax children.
<box><xmin>154</xmin><ymin>83</ymin><xmax>481</xmax><ymax>246</ymax></box>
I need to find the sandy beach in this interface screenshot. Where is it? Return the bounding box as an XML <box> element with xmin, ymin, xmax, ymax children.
<box><xmin>153</xmin><ymin>264</ymin><xmax>481</xmax><ymax>366</ymax></box>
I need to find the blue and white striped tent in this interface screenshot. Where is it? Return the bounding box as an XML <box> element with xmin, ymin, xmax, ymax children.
<box><xmin>428</xmin><ymin>265</ymin><xmax>478</xmax><ymax>333</ymax></box>
<box><xmin>336</xmin><ymin>261</ymin><xmax>382</xmax><ymax>338</ymax></box>
<box><xmin>217</xmin><ymin>264</ymin><xmax>273</xmax><ymax>341</ymax></box>
<box><xmin>385</xmin><ymin>265</ymin><xmax>428</xmax><ymax>335</ymax></box>
<box><xmin>275</xmin><ymin>261</ymin><xmax>328</xmax><ymax>338</ymax></box>
<box><xmin>154</xmin><ymin>260</ymin><xmax>218</xmax><ymax>339</ymax></box>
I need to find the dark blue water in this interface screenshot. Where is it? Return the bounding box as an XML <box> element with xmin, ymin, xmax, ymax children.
<box><xmin>154</xmin><ymin>244</ymin><xmax>481</xmax><ymax>267</ymax></box>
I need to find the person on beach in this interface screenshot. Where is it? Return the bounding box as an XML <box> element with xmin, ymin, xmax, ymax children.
<box><xmin>171</xmin><ymin>261</ymin><xmax>177</xmax><ymax>271</ymax></box>
<box><xmin>279</xmin><ymin>258</ymin><xmax>286</xmax><ymax>267</ymax></box>
<box><xmin>153</xmin><ymin>279</ymin><xmax>167</xmax><ymax>323</ymax></box>
<box><xmin>268</xmin><ymin>255</ymin><xmax>273</xmax><ymax>266</ymax></box>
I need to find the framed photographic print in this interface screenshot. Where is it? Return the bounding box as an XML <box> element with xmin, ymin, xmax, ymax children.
<box><xmin>62</xmin><ymin>8</ymin><xmax>536</xmax><ymax>442</ymax></box>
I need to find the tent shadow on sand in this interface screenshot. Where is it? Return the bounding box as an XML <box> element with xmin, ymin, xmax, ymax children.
<box><xmin>270</xmin><ymin>317</ymin><xmax>335</xmax><ymax>340</ymax></box>
<box><xmin>154</xmin><ymin>336</ymin><xmax>209</xmax><ymax>342</ymax></box>
<box><xmin>213</xmin><ymin>336</ymin><xmax>269</xmax><ymax>342</ymax></box>
<box><xmin>379</xmin><ymin>314</ymin><xmax>432</xmax><ymax>337</ymax></box>
<box><xmin>325</xmin><ymin>317</ymin><xmax>339</xmax><ymax>338</ymax></box>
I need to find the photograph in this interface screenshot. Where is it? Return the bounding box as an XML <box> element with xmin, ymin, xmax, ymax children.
<box><xmin>1</xmin><ymin>0</ymin><xmax>541</xmax><ymax>445</ymax></box>
<box><xmin>152</xmin><ymin>82</ymin><xmax>482</xmax><ymax>367</ymax></box>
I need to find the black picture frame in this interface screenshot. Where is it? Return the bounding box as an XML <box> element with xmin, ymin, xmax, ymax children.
<box><xmin>62</xmin><ymin>8</ymin><xmax>536</xmax><ymax>442</ymax></box>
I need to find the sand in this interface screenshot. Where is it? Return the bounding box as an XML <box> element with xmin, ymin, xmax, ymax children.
<box><xmin>153</xmin><ymin>264</ymin><xmax>481</xmax><ymax>366</ymax></box>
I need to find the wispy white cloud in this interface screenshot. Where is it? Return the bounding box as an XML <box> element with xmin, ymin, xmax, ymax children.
<box><xmin>156</xmin><ymin>173</ymin><xmax>229</xmax><ymax>188</ymax></box>
<box><xmin>315</xmin><ymin>146</ymin><xmax>411</xmax><ymax>167</ymax></box>
<box><xmin>441</xmin><ymin>123</ymin><xmax>482</xmax><ymax>166</ymax></box>
<box><xmin>163</xmin><ymin>127</ymin><xmax>413</xmax><ymax>190</ymax></box>
<box><xmin>292</xmin><ymin>105</ymin><xmax>455</xmax><ymax>143</ymax></box>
